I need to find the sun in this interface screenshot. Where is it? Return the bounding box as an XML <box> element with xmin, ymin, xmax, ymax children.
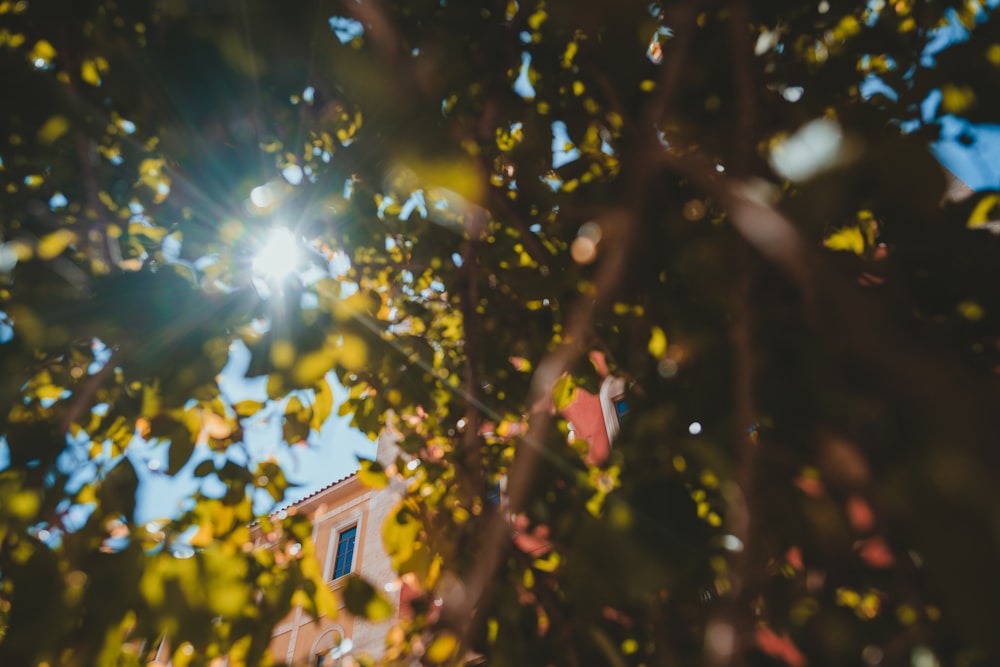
<box><xmin>252</xmin><ymin>227</ymin><xmax>301</xmax><ymax>281</ymax></box>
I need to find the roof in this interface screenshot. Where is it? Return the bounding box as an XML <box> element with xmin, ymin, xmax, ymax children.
<box><xmin>265</xmin><ymin>470</ymin><xmax>359</xmax><ymax>518</ymax></box>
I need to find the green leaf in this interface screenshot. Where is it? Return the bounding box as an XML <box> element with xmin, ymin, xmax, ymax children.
<box><xmin>552</xmin><ymin>373</ymin><xmax>578</xmax><ymax>411</ymax></box>
<box><xmin>232</xmin><ymin>399</ymin><xmax>264</xmax><ymax>418</ymax></box>
<box><xmin>341</xmin><ymin>576</ymin><xmax>394</xmax><ymax>622</ymax></box>
<box><xmin>358</xmin><ymin>458</ymin><xmax>389</xmax><ymax>490</ymax></box>
<box><xmin>149</xmin><ymin>415</ymin><xmax>197</xmax><ymax>475</ymax></box>
<box><xmin>311</xmin><ymin>378</ymin><xmax>335</xmax><ymax>431</ymax></box>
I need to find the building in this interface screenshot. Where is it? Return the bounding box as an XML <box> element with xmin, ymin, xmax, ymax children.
<box><xmin>257</xmin><ymin>431</ymin><xmax>404</xmax><ymax>667</ymax></box>
<box><xmin>260</xmin><ymin>364</ymin><xmax>626</xmax><ymax>666</ymax></box>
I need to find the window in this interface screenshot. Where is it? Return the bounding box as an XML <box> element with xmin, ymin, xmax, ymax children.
<box><xmin>332</xmin><ymin>525</ymin><xmax>357</xmax><ymax>580</ymax></box>
<box><xmin>613</xmin><ymin>396</ymin><xmax>629</xmax><ymax>426</ymax></box>
<box><xmin>599</xmin><ymin>376</ymin><xmax>627</xmax><ymax>442</ymax></box>
<box><xmin>311</xmin><ymin>626</ymin><xmax>351</xmax><ymax>666</ymax></box>
<box><xmin>486</xmin><ymin>480</ymin><xmax>503</xmax><ymax>507</ymax></box>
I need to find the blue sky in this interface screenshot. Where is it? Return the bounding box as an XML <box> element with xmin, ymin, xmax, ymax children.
<box><xmin>131</xmin><ymin>342</ymin><xmax>375</xmax><ymax>524</ymax></box>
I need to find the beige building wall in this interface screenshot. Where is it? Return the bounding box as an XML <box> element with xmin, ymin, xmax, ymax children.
<box><xmin>264</xmin><ymin>431</ymin><xmax>402</xmax><ymax>667</ymax></box>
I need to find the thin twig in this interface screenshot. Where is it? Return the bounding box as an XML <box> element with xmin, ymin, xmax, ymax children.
<box><xmin>445</xmin><ymin>0</ymin><xmax>704</xmax><ymax>654</ymax></box>
<box><xmin>60</xmin><ymin>353</ymin><xmax>115</xmax><ymax>436</ymax></box>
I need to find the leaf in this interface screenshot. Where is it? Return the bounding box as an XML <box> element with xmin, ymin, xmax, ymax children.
<box><xmin>967</xmin><ymin>193</ymin><xmax>1000</xmax><ymax>228</ymax></box>
<box><xmin>283</xmin><ymin>396</ymin><xmax>312</xmax><ymax>444</ymax></box>
<box><xmin>358</xmin><ymin>458</ymin><xmax>389</xmax><ymax>489</ymax></box>
<box><xmin>647</xmin><ymin>326</ymin><xmax>667</xmax><ymax>358</ymax></box>
<box><xmin>150</xmin><ymin>415</ymin><xmax>197</xmax><ymax>475</ymax></box>
<box><xmin>425</xmin><ymin>631</ymin><xmax>460</xmax><ymax>663</ymax></box>
<box><xmin>532</xmin><ymin>552</ymin><xmax>561</xmax><ymax>572</ymax></box>
<box><xmin>255</xmin><ymin>461</ymin><xmax>291</xmax><ymax>502</ymax></box>
<box><xmin>311</xmin><ymin>378</ymin><xmax>334</xmax><ymax>431</ymax></box>
<box><xmin>36</xmin><ymin>230</ymin><xmax>77</xmax><ymax>260</ymax></box>
<box><xmin>37</xmin><ymin>115</ymin><xmax>69</xmax><ymax>144</ymax></box>
<box><xmin>823</xmin><ymin>226</ymin><xmax>864</xmax><ymax>255</ymax></box>
<box><xmin>80</xmin><ymin>59</ymin><xmax>101</xmax><ymax>86</ymax></box>
<box><xmin>552</xmin><ymin>373</ymin><xmax>578</xmax><ymax>411</ymax></box>
<box><xmin>33</xmin><ymin>383</ymin><xmax>64</xmax><ymax>401</ymax></box>
<box><xmin>193</xmin><ymin>460</ymin><xmax>214</xmax><ymax>478</ymax></box>
<box><xmin>342</xmin><ymin>576</ymin><xmax>394</xmax><ymax>622</ymax></box>
<box><xmin>383</xmin><ymin>502</ymin><xmax>422</xmax><ymax>570</ymax></box>
<box><xmin>28</xmin><ymin>39</ymin><xmax>56</xmax><ymax>64</ymax></box>
<box><xmin>266</xmin><ymin>374</ymin><xmax>285</xmax><ymax>399</ymax></box>
<box><xmin>233</xmin><ymin>399</ymin><xmax>264</xmax><ymax>418</ymax></box>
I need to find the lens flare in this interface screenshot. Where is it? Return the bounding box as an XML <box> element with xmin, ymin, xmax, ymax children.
<box><xmin>252</xmin><ymin>227</ymin><xmax>300</xmax><ymax>280</ymax></box>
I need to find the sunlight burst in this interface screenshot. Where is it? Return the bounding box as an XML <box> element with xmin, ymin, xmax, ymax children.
<box><xmin>252</xmin><ymin>227</ymin><xmax>301</xmax><ymax>281</ymax></box>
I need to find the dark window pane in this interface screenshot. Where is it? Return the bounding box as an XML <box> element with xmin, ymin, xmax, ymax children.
<box><xmin>486</xmin><ymin>481</ymin><xmax>502</xmax><ymax>506</ymax></box>
<box><xmin>614</xmin><ymin>397</ymin><xmax>629</xmax><ymax>424</ymax></box>
<box><xmin>333</xmin><ymin>525</ymin><xmax>357</xmax><ymax>579</ymax></box>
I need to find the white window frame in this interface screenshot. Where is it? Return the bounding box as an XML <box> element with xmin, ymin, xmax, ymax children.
<box><xmin>323</xmin><ymin>511</ymin><xmax>364</xmax><ymax>582</ymax></box>
<box><xmin>309</xmin><ymin>624</ymin><xmax>349</xmax><ymax>666</ymax></box>
<box><xmin>599</xmin><ymin>376</ymin><xmax>627</xmax><ymax>442</ymax></box>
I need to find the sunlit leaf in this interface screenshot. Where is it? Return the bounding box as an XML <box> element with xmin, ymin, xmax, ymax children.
<box><xmin>36</xmin><ymin>229</ymin><xmax>77</xmax><ymax>260</ymax></box>
<box><xmin>967</xmin><ymin>193</ymin><xmax>1000</xmax><ymax>228</ymax></box>
<box><xmin>358</xmin><ymin>458</ymin><xmax>389</xmax><ymax>489</ymax></box>
<box><xmin>37</xmin><ymin>115</ymin><xmax>69</xmax><ymax>144</ymax></box>
<box><xmin>823</xmin><ymin>226</ymin><xmax>864</xmax><ymax>255</ymax></box>
<box><xmin>426</xmin><ymin>631</ymin><xmax>460</xmax><ymax>664</ymax></box>
<box><xmin>551</xmin><ymin>373</ymin><xmax>578</xmax><ymax>411</ymax></box>
<box><xmin>342</xmin><ymin>576</ymin><xmax>394</xmax><ymax>622</ymax></box>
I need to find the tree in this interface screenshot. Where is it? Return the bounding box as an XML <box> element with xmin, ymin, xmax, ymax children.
<box><xmin>1</xmin><ymin>0</ymin><xmax>1000</xmax><ymax>665</ymax></box>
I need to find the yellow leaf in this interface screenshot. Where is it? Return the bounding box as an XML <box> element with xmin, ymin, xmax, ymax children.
<box><xmin>293</xmin><ymin>349</ymin><xmax>337</xmax><ymax>386</ymax></box>
<box><xmin>358</xmin><ymin>459</ymin><xmax>389</xmax><ymax>490</ymax></box>
<box><xmin>505</xmin><ymin>0</ymin><xmax>518</xmax><ymax>20</ymax></box>
<box><xmin>29</xmin><ymin>39</ymin><xmax>56</xmax><ymax>64</ymax></box>
<box><xmin>957</xmin><ymin>299</ymin><xmax>984</xmax><ymax>321</ymax></box>
<box><xmin>80</xmin><ymin>59</ymin><xmax>101</xmax><ymax>86</ymax></box>
<box><xmin>266</xmin><ymin>374</ymin><xmax>285</xmax><ymax>399</ymax></box>
<box><xmin>7</xmin><ymin>491</ymin><xmax>40</xmax><ymax>519</ymax></box>
<box><xmin>311</xmin><ymin>379</ymin><xmax>334</xmax><ymax>431</ymax></box>
<box><xmin>37</xmin><ymin>229</ymin><xmax>77</xmax><ymax>260</ymax></box>
<box><xmin>532</xmin><ymin>552</ymin><xmax>561</xmax><ymax>572</ymax></box>
<box><xmin>836</xmin><ymin>587</ymin><xmax>861</xmax><ymax>608</ymax></box>
<box><xmin>76</xmin><ymin>483</ymin><xmax>96</xmax><ymax>505</ymax></box>
<box><xmin>127</xmin><ymin>221</ymin><xmax>168</xmax><ymax>242</ymax></box>
<box><xmin>270</xmin><ymin>339</ymin><xmax>296</xmax><ymax>369</ymax></box>
<box><xmin>259</xmin><ymin>139</ymin><xmax>283</xmax><ymax>153</ymax></box>
<box><xmin>648</xmin><ymin>326</ymin><xmax>667</xmax><ymax>358</ymax></box>
<box><xmin>562</xmin><ymin>41</ymin><xmax>578</xmax><ymax>68</ymax></box>
<box><xmin>141</xmin><ymin>383</ymin><xmax>160</xmax><ymax>418</ymax></box>
<box><xmin>426</xmin><ymin>631</ymin><xmax>460</xmax><ymax>664</ymax></box>
<box><xmin>527</xmin><ymin>8</ymin><xmax>547</xmax><ymax>30</ymax></box>
<box><xmin>189</xmin><ymin>523</ymin><xmax>213</xmax><ymax>548</ymax></box>
<box><xmin>34</xmin><ymin>383</ymin><xmax>64</xmax><ymax>401</ymax></box>
<box><xmin>233</xmin><ymin>399</ymin><xmax>264</xmax><ymax>418</ymax></box>
<box><xmin>940</xmin><ymin>84</ymin><xmax>976</xmax><ymax>115</ymax></box>
<box><xmin>339</xmin><ymin>334</ymin><xmax>368</xmax><ymax>371</ymax></box>
<box><xmin>967</xmin><ymin>193</ymin><xmax>1000</xmax><ymax>228</ymax></box>
<box><xmin>365</xmin><ymin>592</ymin><xmax>394</xmax><ymax>621</ymax></box>
<box><xmin>823</xmin><ymin>226</ymin><xmax>864</xmax><ymax>255</ymax></box>
<box><xmin>37</xmin><ymin>115</ymin><xmax>69</xmax><ymax>144</ymax></box>
<box><xmin>551</xmin><ymin>373</ymin><xmax>578</xmax><ymax>411</ymax></box>
<box><xmin>987</xmin><ymin>44</ymin><xmax>1000</xmax><ymax>67</ymax></box>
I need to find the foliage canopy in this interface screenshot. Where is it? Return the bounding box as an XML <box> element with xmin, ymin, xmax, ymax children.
<box><xmin>1</xmin><ymin>0</ymin><xmax>1000</xmax><ymax>665</ymax></box>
